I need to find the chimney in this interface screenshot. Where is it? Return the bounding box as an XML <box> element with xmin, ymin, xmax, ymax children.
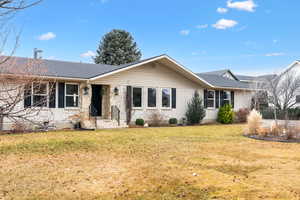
<box><xmin>33</xmin><ymin>48</ymin><xmax>43</xmax><ymax>59</ymax></box>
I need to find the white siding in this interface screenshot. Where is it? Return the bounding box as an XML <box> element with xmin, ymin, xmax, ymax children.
<box><xmin>92</xmin><ymin>62</ymin><xmax>202</xmax><ymax>123</ymax></box>
<box><xmin>1</xmin><ymin>82</ymin><xmax>83</xmax><ymax>130</ymax></box>
<box><xmin>92</xmin><ymin>62</ymin><xmax>252</xmax><ymax>123</ymax></box>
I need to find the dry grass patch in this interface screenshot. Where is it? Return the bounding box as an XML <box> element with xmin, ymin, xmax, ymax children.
<box><xmin>1</xmin><ymin>125</ymin><xmax>300</xmax><ymax>199</ymax></box>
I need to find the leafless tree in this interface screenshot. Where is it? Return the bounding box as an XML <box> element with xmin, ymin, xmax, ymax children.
<box><xmin>249</xmin><ymin>79</ymin><xmax>269</xmax><ymax>111</ymax></box>
<box><xmin>0</xmin><ymin>0</ymin><xmax>45</xmax><ymax>131</ymax></box>
<box><xmin>263</xmin><ymin>70</ymin><xmax>300</xmax><ymax>126</ymax></box>
<box><xmin>0</xmin><ymin>57</ymin><xmax>55</xmax><ymax>130</ymax></box>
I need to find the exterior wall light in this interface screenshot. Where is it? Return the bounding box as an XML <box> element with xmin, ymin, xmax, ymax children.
<box><xmin>83</xmin><ymin>86</ymin><xmax>89</xmax><ymax>95</ymax></box>
<box><xmin>114</xmin><ymin>87</ymin><xmax>119</xmax><ymax>96</ymax></box>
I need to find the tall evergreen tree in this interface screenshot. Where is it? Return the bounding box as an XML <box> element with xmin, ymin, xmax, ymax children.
<box><xmin>94</xmin><ymin>29</ymin><xmax>142</xmax><ymax>65</ymax></box>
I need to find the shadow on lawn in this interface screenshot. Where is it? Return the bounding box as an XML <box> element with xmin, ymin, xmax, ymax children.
<box><xmin>0</xmin><ymin>139</ymin><xmax>98</xmax><ymax>155</ymax></box>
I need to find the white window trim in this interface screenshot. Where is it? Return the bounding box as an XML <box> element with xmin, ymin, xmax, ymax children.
<box><xmin>161</xmin><ymin>88</ymin><xmax>172</xmax><ymax>109</ymax></box>
<box><xmin>31</xmin><ymin>82</ymin><xmax>49</xmax><ymax>108</ymax></box>
<box><xmin>65</xmin><ymin>83</ymin><xmax>79</xmax><ymax>108</ymax></box>
<box><xmin>223</xmin><ymin>91</ymin><xmax>231</xmax><ymax>105</ymax></box>
<box><xmin>146</xmin><ymin>87</ymin><xmax>157</xmax><ymax>109</ymax></box>
<box><xmin>132</xmin><ymin>87</ymin><xmax>143</xmax><ymax>109</ymax></box>
<box><xmin>207</xmin><ymin>90</ymin><xmax>215</xmax><ymax>109</ymax></box>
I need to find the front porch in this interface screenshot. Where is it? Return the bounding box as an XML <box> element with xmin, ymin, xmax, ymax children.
<box><xmin>80</xmin><ymin>84</ymin><xmax>127</xmax><ymax>129</ymax></box>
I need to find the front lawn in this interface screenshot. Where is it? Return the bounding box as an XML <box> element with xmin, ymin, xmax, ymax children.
<box><xmin>1</xmin><ymin>125</ymin><xmax>300</xmax><ymax>199</ymax></box>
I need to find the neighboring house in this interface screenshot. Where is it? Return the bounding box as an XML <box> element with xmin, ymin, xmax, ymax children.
<box><xmin>275</xmin><ymin>60</ymin><xmax>300</xmax><ymax>106</ymax></box>
<box><xmin>0</xmin><ymin>54</ymin><xmax>254</xmax><ymax>130</ymax></box>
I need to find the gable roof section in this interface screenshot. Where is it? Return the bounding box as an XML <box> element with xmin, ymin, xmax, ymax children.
<box><xmin>89</xmin><ymin>54</ymin><xmax>215</xmax><ymax>88</ymax></box>
<box><xmin>202</xmin><ymin>69</ymin><xmax>239</xmax><ymax>81</ymax></box>
<box><xmin>196</xmin><ymin>73</ymin><xmax>250</xmax><ymax>90</ymax></box>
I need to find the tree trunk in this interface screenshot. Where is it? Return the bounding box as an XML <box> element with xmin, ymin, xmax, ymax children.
<box><xmin>0</xmin><ymin>115</ymin><xmax>4</xmax><ymax>131</ymax></box>
<box><xmin>284</xmin><ymin>109</ymin><xmax>289</xmax><ymax>129</ymax></box>
<box><xmin>274</xmin><ymin>108</ymin><xmax>278</xmax><ymax>127</ymax></box>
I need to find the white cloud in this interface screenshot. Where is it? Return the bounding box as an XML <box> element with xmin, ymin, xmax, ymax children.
<box><xmin>80</xmin><ymin>50</ymin><xmax>96</xmax><ymax>58</ymax></box>
<box><xmin>265</xmin><ymin>52</ymin><xmax>285</xmax><ymax>57</ymax></box>
<box><xmin>227</xmin><ymin>0</ymin><xmax>257</xmax><ymax>12</ymax></box>
<box><xmin>180</xmin><ymin>30</ymin><xmax>190</xmax><ymax>36</ymax></box>
<box><xmin>38</xmin><ymin>32</ymin><xmax>56</xmax><ymax>41</ymax></box>
<box><xmin>212</xmin><ymin>19</ymin><xmax>238</xmax><ymax>30</ymax></box>
<box><xmin>217</xmin><ymin>7</ymin><xmax>228</xmax><ymax>14</ymax></box>
<box><xmin>196</xmin><ymin>24</ymin><xmax>208</xmax><ymax>29</ymax></box>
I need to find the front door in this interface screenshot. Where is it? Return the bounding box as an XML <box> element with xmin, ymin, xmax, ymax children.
<box><xmin>91</xmin><ymin>85</ymin><xmax>103</xmax><ymax>117</ymax></box>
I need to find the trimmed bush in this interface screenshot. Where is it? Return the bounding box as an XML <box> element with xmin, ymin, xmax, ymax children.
<box><xmin>185</xmin><ymin>91</ymin><xmax>206</xmax><ymax>125</ymax></box>
<box><xmin>235</xmin><ymin>108</ymin><xmax>250</xmax><ymax>123</ymax></box>
<box><xmin>217</xmin><ymin>104</ymin><xmax>234</xmax><ymax>124</ymax></box>
<box><xmin>135</xmin><ymin>118</ymin><xmax>145</xmax><ymax>126</ymax></box>
<box><xmin>169</xmin><ymin>118</ymin><xmax>178</xmax><ymax>125</ymax></box>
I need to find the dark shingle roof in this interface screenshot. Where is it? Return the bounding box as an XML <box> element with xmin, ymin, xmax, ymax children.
<box><xmin>0</xmin><ymin>55</ymin><xmax>254</xmax><ymax>90</ymax></box>
<box><xmin>235</xmin><ymin>74</ymin><xmax>256</xmax><ymax>81</ymax></box>
<box><xmin>202</xmin><ymin>69</ymin><xmax>230</xmax><ymax>76</ymax></box>
<box><xmin>0</xmin><ymin>55</ymin><xmax>165</xmax><ymax>79</ymax></box>
<box><xmin>202</xmin><ymin>69</ymin><xmax>239</xmax><ymax>81</ymax></box>
<box><xmin>197</xmin><ymin>73</ymin><xmax>250</xmax><ymax>89</ymax></box>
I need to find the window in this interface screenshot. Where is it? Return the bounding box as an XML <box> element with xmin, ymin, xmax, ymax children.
<box><xmin>147</xmin><ymin>88</ymin><xmax>156</xmax><ymax>108</ymax></box>
<box><xmin>296</xmin><ymin>95</ymin><xmax>300</xmax><ymax>103</ymax></box>
<box><xmin>32</xmin><ymin>82</ymin><xmax>48</xmax><ymax>107</ymax></box>
<box><xmin>65</xmin><ymin>84</ymin><xmax>79</xmax><ymax>107</ymax></box>
<box><xmin>132</xmin><ymin>87</ymin><xmax>142</xmax><ymax>108</ymax></box>
<box><xmin>222</xmin><ymin>91</ymin><xmax>231</xmax><ymax>106</ymax></box>
<box><xmin>207</xmin><ymin>90</ymin><xmax>215</xmax><ymax>108</ymax></box>
<box><xmin>162</xmin><ymin>88</ymin><xmax>171</xmax><ymax>108</ymax></box>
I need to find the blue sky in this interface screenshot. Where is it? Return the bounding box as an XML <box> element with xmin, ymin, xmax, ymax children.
<box><xmin>10</xmin><ymin>0</ymin><xmax>300</xmax><ymax>75</ymax></box>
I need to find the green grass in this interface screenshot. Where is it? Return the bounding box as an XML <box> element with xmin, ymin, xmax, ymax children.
<box><xmin>1</xmin><ymin>125</ymin><xmax>300</xmax><ymax>199</ymax></box>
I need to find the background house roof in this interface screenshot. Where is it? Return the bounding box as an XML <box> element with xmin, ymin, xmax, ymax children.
<box><xmin>196</xmin><ymin>73</ymin><xmax>250</xmax><ymax>89</ymax></box>
<box><xmin>235</xmin><ymin>74</ymin><xmax>256</xmax><ymax>81</ymax></box>
<box><xmin>202</xmin><ymin>69</ymin><xmax>239</xmax><ymax>81</ymax></box>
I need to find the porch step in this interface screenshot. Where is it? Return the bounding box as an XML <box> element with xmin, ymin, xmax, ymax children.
<box><xmin>95</xmin><ymin>119</ymin><xmax>127</xmax><ymax>129</ymax></box>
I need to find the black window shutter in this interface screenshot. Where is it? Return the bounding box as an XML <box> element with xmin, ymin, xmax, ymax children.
<box><xmin>58</xmin><ymin>82</ymin><xmax>65</xmax><ymax>108</ymax></box>
<box><xmin>220</xmin><ymin>90</ymin><xmax>225</xmax><ymax>107</ymax></box>
<box><xmin>204</xmin><ymin>89</ymin><xmax>208</xmax><ymax>108</ymax></box>
<box><xmin>49</xmin><ymin>82</ymin><xmax>56</xmax><ymax>108</ymax></box>
<box><xmin>231</xmin><ymin>91</ymin><xmax>235</xmax><ymax>108</ymax></box>
<box><xmin>24</xmin><ymin>84</ymin><xmax>32</xmax><ymax>108</ymax></box>
<box><xmin>215</xmin><ymin>90</ymin><xmax>220</xmax><ymax>108</ymax></box>
<box><xmin>172</xmin><ymin>88</ymin><xmax>176</xmax><ymax>109</ymax></box>
<box><xmin>126</xmin><ymin>86</ymin><xmax>132</xmax><ymax>124</ymax></box>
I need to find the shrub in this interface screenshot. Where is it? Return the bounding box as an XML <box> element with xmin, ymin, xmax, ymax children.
<box><xmin>11</xmin><ymin>121</ymin><xmax>27</xmax><ymax>133</ymax></box>
<box><xmin>217</xmin><ymin>104</ymin><xmax>234</xmax><ymax>124</ymax></box>
<box><xmin>185</xmin><ymin>91</ymin><xmax>206</xmax><ymax>125</ymax></box>
<box><xmin>235</xmin><ymin>108</ymin><xmax>250</xmax><ymax>123</ymax></box>
<box><xmin>135</xmin><ymin>118</ymin><xmax>145</xmax><ymax>126</ymax></box>
<box><xmin>169</xmin><ymin>118</ymin><xmax>178</xmax><ymax>125</ymax></box>
<box><xmin>148</xmin><ymin>111</ymin><xmax>165</xmax><ymax>127</ymax></box>
<box><xmin>247</xmin><ymin>109</ymin><xmax>262</xmax><ymax>135</ymax></box>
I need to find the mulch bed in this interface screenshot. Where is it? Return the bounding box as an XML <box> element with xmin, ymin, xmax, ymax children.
<box><xmin>244</xmin><ymin>134</ymin><xmax>300</xmax><ymax>143</ymax></box>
